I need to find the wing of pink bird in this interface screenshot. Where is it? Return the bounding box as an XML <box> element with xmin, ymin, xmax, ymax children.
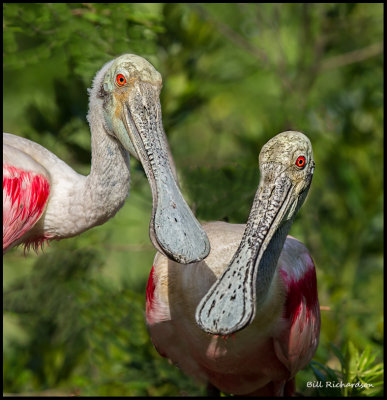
<box><xmin>3</xmin><ymin>145</ymin><xmax>51</xmax><ymax>252</ymax></box>
<box><xmin>274</xmin><ymin>237</ymin><xmax>321</xmax><ymax>378</ymax></box>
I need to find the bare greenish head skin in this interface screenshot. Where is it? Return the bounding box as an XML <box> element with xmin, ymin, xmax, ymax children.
<box><xmin>195</xmin><ymin>131</ymin><xmax>314</xmax><ymax>335</ymax></box>
<box><xmin>98</xmin><ymin>54</ymin><xmax>210</xmax><ymax>264</ymax></box>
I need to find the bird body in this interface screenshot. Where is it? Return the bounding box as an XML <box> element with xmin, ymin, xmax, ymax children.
<box><xmin>3</xmin><ymin>124</ymin><xmax>130</xmax><ymax>251</ymax></box>
<box><xmin>3</xmin><ymin>54</ymin><xmax>210</xmax><ymax>264</ymax></box>
<box><xmin>146</xmin><ymin>222</ymin><xmax>319</xmax><ymax>396</ymax></box>
<box><xmin>146</xmin><ymin>131</ymin><xmax>320</xmax><ymax>396</ymax></box>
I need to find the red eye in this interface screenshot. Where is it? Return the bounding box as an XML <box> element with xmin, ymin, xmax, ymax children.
<box><xmin>296</xmin><ymin>156</ymin><xmax>306</xmax><ymax>168</ymax></box>
<box><xmin>116</xmin><ymin>74</ymin><xmax>126</xmax><ymax>86</ymax></box>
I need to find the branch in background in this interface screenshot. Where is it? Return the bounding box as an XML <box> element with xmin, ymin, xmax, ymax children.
<box><xmin>190</xmin><ymin>4</ymin><xmax>270</xmax><ymax>67</ymax></box>
<box><xmin>321</xmin><ymin>42</ymin><xmax>383</xmax><ymax>72</ymax></box>
<box><xmin>190</xmin><ymin>4</ymin><xmax>300</xmax><ymax>93</ymax></box>
<box><xmin>191</xmin><ymin>4</ymin><xmax>383</xmax><ymax>92</ymax></box>
<box><xmin>271</xmin><ymin>4</ymin><xmax>295</xmax><ymax>92</ymax></box>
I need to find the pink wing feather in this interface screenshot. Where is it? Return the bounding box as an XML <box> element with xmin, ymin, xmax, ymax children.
<box><xmin>3</xmin><ymin>164</ymin><xmax>50</xmax><ymax>252</ymax></box>
<box><xmin>274</xmin><ymin>251</ymin><xmax>321</xmax><ymax>378</ymax></box>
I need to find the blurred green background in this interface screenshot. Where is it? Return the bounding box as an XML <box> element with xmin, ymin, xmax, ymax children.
<box><xmin>3</xmin><ymin>3</ymin><xmax>383</xmax><ymax>396</ymax></box>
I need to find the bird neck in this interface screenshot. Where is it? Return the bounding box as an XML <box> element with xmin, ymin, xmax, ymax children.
<box><xmin>32</xmin><ymin>77</ymin><xmax>131</xmax><ymax>241</ymax></box>
<box><xmin>253</xmin><ymin>218</ymin><xmax>292</xmax><ymax>310</ymax></box>
<box><xmin>80</xmin><ymin>99</ymin><xmax>131</xmax><ymax>229</ymax></box>
<box><xmin>253</xmin><ymin>187</ymin><xmax>310</xmax><ymax>313</ymax></box>
<box><xmin>48</xmin><ymin>99</ymin><xmax>131</xmax><ymax>239</ymax></box>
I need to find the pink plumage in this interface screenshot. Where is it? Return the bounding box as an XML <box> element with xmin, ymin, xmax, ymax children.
<box><xmin>146</xmin><ymin>266</ymin><xmax>156</xmax><ymax>319</ymax></box>
<box><xmin>3</xmin><ymin>165</ymin><xmax>50</xmax><ymax>252</ymax></box>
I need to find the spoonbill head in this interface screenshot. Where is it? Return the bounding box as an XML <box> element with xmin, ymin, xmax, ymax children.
<box><xmin>96</xmin><ymin>54</ymin><xmax>210</xmax><ymax>264</ymax></box>
<box><xmin>196</xmin><ymin>131</ymin><xmax>315</xmax><ymax>334</ymax></box>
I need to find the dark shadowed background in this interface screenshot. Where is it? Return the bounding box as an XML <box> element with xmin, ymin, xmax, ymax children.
<box><xmin>3</xmin><ymin>3</ymin><xmax>383</xmax><ymax>396</ymax></box>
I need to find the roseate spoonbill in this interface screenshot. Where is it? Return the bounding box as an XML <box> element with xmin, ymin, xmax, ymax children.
<box><xmin>3</xmin><ymin>54</ymin><xmax>210</xmax><ymax>264</ymax></box>
<box><xmin>146</xmin><ymin>131</ymin><xmax>320</xmax><ymax>396</ymax></box>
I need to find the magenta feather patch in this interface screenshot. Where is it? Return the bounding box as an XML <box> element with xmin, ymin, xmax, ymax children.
<box><xmin>3</xmin><ymin>165</ymin><xmax>50</xmax><ymax>252</ymax></box>
<box><xmin>146</xmin><ymin>265</ymin><xmax>156</xmax><ymax>317</ymax></box>
<box><xmin>280</xmin><ymin>263</ymin><xmax>319</xmax><ymax>325</ymax></box>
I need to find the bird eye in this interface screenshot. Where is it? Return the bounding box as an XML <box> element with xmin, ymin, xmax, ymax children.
<box><xmin>116</xmin><ymin>74</ymin><xmax>126</xmax><ymax>87</ymax></box>
<box><xmin>296</xmin><ymin>156</ymin><xmax>306</xmax><ymax>169</ymax></box>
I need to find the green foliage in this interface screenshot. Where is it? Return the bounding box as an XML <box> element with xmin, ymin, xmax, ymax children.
<box><xmin>310</xmin><ymin>342</ymin><xmax>384</xmax><ymax>396</ymax></box>
<box><xmin>4</xmin><ymin>247</ymin><xmax>103</xmax><ymax>391</ymax></box>
<box><xmin>3</xmin><ymin>3</ymin><xmax>383</xmax><ymax>396</ymax></box>
<box><xmin>4</xmin><ymin>242</ymin><xmax>204</xmax><ymax>396</ymax></box>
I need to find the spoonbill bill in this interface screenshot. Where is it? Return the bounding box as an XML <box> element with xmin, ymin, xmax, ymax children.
<box><xmin>146</xmin><ymin>131</ymin><xmax>320</xmax><ymax>396</ymax></box>
<box><xmin>3</xmin><ymin>54</ymin><xmax>210</xmax><ymax>264</ymax></box>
